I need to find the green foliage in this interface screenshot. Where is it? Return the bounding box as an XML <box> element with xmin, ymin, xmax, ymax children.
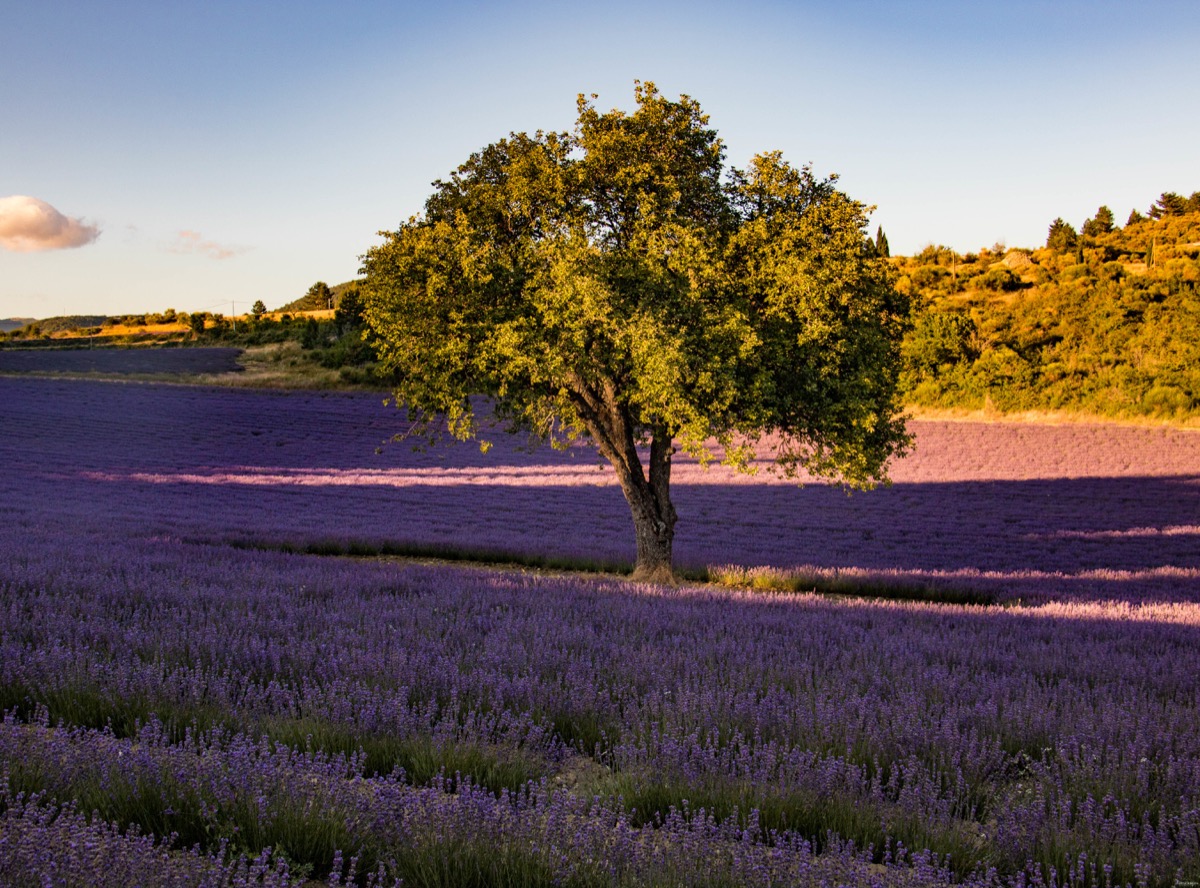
<box><xmin>251</xmin><ymin>299</ymin><xmax>267</xmax><ymax>318</ymax></box>
<box><xmin>894</xmin><ymin>191</ymin><xmax>1200</xmax><ymax>421</ymax></box>
<box><xmin>300</xmin><ymin>317</ymin><xmax>324</xmax><ymax>349</ymax></box>
<box><xmin>333</xmin><ymin>286</ymin><xmax>364</xmax><ymax>334</ymax></box>
<box><xmin>1046</xmin><ymin>217</ymin><xmax>1078</xmax><ymax>252</ymax></box>
<box><xmin>976</xmin><ymin>266</ymin><xmax>1022</xmax><ymax>292</ymax></box>
<box><xmin>899</xmin><ymin>312</ymin><xmax>978</xmax><ymax>405</ymax></box>
<box><xmin>7</xmin><ymin>315</ymin><xmax>107</xmax><ymax>335</ymax></box>
<box><xmin>1080</xmin><ymin>205</ymin><xmax>1114</xmax><ymax>239</ymax></box>
<box><xmin>1149</xmin><ymin>191</ymin><xmax>1188</xmax><ymax>219</ymax></box>
<box><xmin>361</xmin><ymin>82</ymin><xmax>910</xmax><ymax>576</ymax></box>
<box><xmin>277</xmin><ymin>279</ymin><xmax>363</xmax><ymax>314</ymax></box>
<box><xmin>911</xmin><ymin>264</ymin><xmax>949</xmax><ymax>290</ymax></box>
<box><xmin>307</xmin><ymin>281</ymin><xmax>334</xmax><ymax>310</ymax></box>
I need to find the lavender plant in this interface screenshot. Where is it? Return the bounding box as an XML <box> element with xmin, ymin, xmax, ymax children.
<box><xmin>2</xmin><ymin>377</ymin><xmax>1200</xmax><ymax>885</ymax></box>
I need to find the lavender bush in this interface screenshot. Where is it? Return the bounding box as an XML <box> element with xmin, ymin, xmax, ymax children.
<box><xmin>2</xmin><ymin>377</ymin><xmax>1199</xmax><ymax>885</ymax></box>
<box><xmin>3</xmin><ymin>526</ymin><xmax>1200</xmax><ymax>884</ymax></box>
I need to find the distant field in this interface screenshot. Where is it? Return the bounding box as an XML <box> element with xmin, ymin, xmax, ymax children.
<box><xmin>0</xmin><ymin>345</ymin><xmax>242</xmax><ymax>375</ymax></box>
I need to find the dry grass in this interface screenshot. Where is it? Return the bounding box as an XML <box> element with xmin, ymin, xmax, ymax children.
<box><xmin>190</xmin><ymin>342</ymin><xmax>359</xmax><ymax>389</ymax></box>
<box><xmin>904</xmin><ymin>403</ymin><xmax>1200</xmax><ymax>431</ymax></box>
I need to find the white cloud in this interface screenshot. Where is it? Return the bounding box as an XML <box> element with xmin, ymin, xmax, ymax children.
<box><xmin>0</xmin><ymin>195</ymin><xmax>101</xmax><ymax>252</ymax></box>
<box><xmin>171</xmin><ymin>230</ymin><xmax>248</xmax><ymax>260</ymax></box>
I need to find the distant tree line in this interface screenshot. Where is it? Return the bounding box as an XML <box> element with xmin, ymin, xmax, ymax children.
<box><xmin>897</xmin><ymin>189</ymin><xmax>1200</xmax><ymax>420</ymax></box>
<box><xmin>0</xmin><ymin>282</ymin><xmax>385</xmax><ymax>385</ymax></box>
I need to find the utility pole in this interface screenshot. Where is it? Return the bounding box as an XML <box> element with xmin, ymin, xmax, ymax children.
<box><xmin>231</xmin><ymin>300</ymin><xmax>237</xmax><ymax>332</ymax></box>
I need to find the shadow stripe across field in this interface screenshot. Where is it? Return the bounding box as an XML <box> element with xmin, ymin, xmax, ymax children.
<box><xmin>4</xmin><ymin>376</ymin><xmax>1199</xmax><ymax>603</ymax></box>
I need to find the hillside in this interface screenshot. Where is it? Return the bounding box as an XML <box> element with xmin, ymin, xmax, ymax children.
<box><xmin>276</xmin><ymin>279</ymin><xmax>362</xmax><ymax>313</ymax></box>
<box><xmin>895</xmin><ymin>191</ymin><xmax>1200</xmax><ymax>421</ymax></box>
<box><xmin>0</xmin><ymin>318</ymin><xmax>37</xmax><ymax>333</ymax></box>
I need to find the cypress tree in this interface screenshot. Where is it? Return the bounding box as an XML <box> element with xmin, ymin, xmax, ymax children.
<box><xmin>875</xmin><ymin>226</ymin><xmax>890</xmax><ymax>258</ymax></box>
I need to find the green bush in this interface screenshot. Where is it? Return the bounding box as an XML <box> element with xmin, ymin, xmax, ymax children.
<box><xmin>976</xmin><ymin>267</ymin><xmax>1021</xmax><ymax>292</ymax></box>
<box><xmin>911</xmin><ymin>265</ymin><xmax>949</xmax><ymax>289</ymax></box>
<box><xmin>1142</xmin><ymin>384</ymin><xmax>1193</xmax><ymax>417</ymax></box>
<box><xmin>1059</xmin><ymin>263</ymin><xmax>1093</xmax><ymax>282</ymax></box>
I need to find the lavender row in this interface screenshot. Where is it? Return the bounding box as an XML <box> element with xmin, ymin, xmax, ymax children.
<box><xmin>1</xmin><ymin>717</ymin><xmax>967</xmax><ymax>888</ymax></box>
<box><xmin>0</xmin><ymin>792</ymin><xmax>311</xmax><ymax>888</ymax></box>
<box><xmin>3</xmin><ymin>525</ymin><xmax>1199</xmax><ymax>883</ymax></box>
<box><xmin>4</xmin><ymin>377</ymin><xmax>1200</xmax><ymax>602</ymax></box>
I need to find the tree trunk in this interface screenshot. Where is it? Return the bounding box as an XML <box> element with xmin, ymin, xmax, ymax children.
<box><xmin>628</xmin><ymin>495</ymin><xmax>676</xmax><ymax>583</ymax></box>
<box><xmin>565</xmin><ymin>376</ymin><xmax>679</xmax><ymax>583</ymax></box>
<box><xmin>627</xmin><ymin>423</ymin><xmax>678</xmax><ymax>583</ymax></box>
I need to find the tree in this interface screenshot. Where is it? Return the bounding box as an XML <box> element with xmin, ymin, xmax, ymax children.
<box><xmin>305</xmin><ymin>281</ymin><xmax>334</xmax><ymax>310</ymax></box>
<box><xmin>360</xmin><ymin>83</ymin><xmax>910</xmax><ymax>581</ymax></box>
<box><xmin>875</xmin><ymin>225</ymin><xmax>890</xmax><ymax>258</ymax></box>
<box><xmin>1081</xmin><ymin>205</ymin><xmax>1115</xmax><ymax>239</ymax></box>
<box><xmin>1046</xmin><ymin>217</ymin><xmax>1079</xmax><ymax>252</ymax></box>
<box><xmin>1149</xmin><ymin>192</ymin><xmax>1188</xmax><ymax>219</ymax></box>
<box><xmin>251</xmin><ymin>299</ymin><xmax>267</xmax><ymax>319</ymax></box>
<box><xmin>334</xmin><ymin>287</ymin><xmax>364</xmax><ymax>334</ymax></box>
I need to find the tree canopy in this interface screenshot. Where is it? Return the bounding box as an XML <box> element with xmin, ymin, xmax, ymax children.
<box><xmin>360</xmin><ymin>83</ymin><xmax>910</xmax><ymax>580</ymax></box>
<box><xmin>1046</xmin><ymin>217</ymin><xmax>1079</xmax><ymax>252</ymax></box>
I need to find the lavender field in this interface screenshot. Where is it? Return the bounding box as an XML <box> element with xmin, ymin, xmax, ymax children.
<box><xmin>3</xmin><ymin>376</ymin><xmax>1200</xmax><ymax>886</ymax></box>
<box><xmin>4</xmin><ymin>376</ymin><xmax>1200</xmax><ymax>603</ymax></box>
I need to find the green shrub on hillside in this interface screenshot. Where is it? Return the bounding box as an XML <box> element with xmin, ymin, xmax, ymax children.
<box><xmin>895</xmin><ymin>191</ymin><xmax>1200</xmax><ymax>420</ymax></box>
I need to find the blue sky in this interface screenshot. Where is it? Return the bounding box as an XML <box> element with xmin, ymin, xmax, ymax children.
<box><xmin>3</xmin><ymin>0</ymin><xmax>1198</xmax><ymax>318</ymax></box>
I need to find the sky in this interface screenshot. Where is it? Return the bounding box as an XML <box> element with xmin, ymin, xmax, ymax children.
<box><xmin>2</xmin><ymin>0</ymin><xmax>1198</xmax><ymax>319</ymax></box>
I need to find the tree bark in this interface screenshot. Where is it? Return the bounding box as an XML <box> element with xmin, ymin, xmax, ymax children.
<box><xmin>566</xmin><ymin>375</ymin><xmax>679</xmax><ymax>583</ymax></box>
<box><xmin>630</xmin><ymin>423</ymin><xmax>678</xmax><ymax>582</ymax></box>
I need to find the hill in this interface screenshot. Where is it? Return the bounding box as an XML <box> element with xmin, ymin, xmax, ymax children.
<box><xmin>22</xmin><ymin>315</ymin><xmax>111</xmax><ymax>334</ymax></box>
<box><xmin>0</xmin><ymin>318</ymin><xmax>36</xmax><ymax>333</ymax></box>
<box><xmin>276</xmin><ymin>279</ymin><xmax>362</xmax><ymax>313</ymax></box>
<box><xmin>895</xmin><ymin>190</ymin><xmax>1200</xmax><ymax>421</ymax></box>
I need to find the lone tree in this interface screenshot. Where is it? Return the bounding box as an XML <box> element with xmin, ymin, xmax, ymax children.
<box><xmin>360</xmin><ymin>83</ymin><xmax>910</xmax><ymax>581</ymax></box>
<box><xmin>1046</xmin><ymin>217</ymin><xmax>1079</xmax><ymax>252</ymax></box>
<box><xmin>305</xmin><ymin>281</ymin><xmax>334</xmax><ymax>310</ymax></box>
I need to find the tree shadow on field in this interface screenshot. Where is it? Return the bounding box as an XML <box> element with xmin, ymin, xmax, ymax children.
<box><xmin>4</xmin><ymin>376</ymin><xmax>1199</xmax><ymax>604</ymax></box>
<box><xmin>11</xmin><ymin>462</ymin><xmax>1200</xmax><ymax>604</ymax></box>
<box><xmin>671</xmin><ymin>473</ymin><xmax>1200</xmax><ymax>602</ymax></box>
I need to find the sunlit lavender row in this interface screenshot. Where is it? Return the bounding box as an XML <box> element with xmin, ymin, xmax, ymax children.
<box><xmin>3</xmin><ymin>518</ymin><xmax>1199</xmax><ymax>885</ymax></box>
<box><xmin>4</xmin><ymin>377</ymin><xmax>1199</xmax><ymax>602</ymax></box>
